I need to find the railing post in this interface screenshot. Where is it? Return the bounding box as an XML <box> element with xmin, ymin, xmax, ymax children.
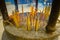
<box><xmin>46</xmin><ymin>0</ymin><xmax>60</xmax><ymax>33</ymax></box>
<box><xmin>14</xmin><ymin>0</ymin><xmax>18</xmax><ymax>11</ymax></box>
<box><xmin>0</xmin><ymin>0</ymin><xmax>9</xmax><ymax>20</ymax></box>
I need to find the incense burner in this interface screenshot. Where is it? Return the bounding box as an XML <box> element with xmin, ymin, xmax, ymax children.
<box><xmin>1</xmin><ymin>0</ymin><xmax>60</xmax><ymax>40</ymax></box>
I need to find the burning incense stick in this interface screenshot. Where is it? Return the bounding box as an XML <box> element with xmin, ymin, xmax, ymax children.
<box><xmin>30</xmin><ymin>6</ymin><xmax>35</xmax><ymax>29</ymax></box>
<box><xmin>21</xmin><ymin>4</ymin><xmax>24</xmax><ymax>25</ymax></box>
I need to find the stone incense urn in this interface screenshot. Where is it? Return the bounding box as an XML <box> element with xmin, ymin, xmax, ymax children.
<box><xmin>0</xmin><ymin>0</ymin><xmax>60</xmax><ymax>40</ymax></box>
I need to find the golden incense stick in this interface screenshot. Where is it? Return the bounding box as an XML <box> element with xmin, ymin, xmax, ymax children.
<box><xmin>27</xmin><ymin>14</ymin><xmax>31</xmax><ymax>31</ymax></box>
<box><xmin>12</xmin><ymin>10</ymin><xmax>20</xmax><ymax>28</ymax></box>
<box><xmin>30</xmin><ymin>6</ymin><xmax>35</xmax><ymax>28</ymax></box>
<box><xmin>35</xmin><ymin>18</ymin><xmax>39</xmax><ymax>31</ymax></box>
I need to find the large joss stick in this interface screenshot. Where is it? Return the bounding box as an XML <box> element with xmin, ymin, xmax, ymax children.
<box><xmin>26</xmin><ymin>0</ymin><xmax>31</xmax><ymax>31</ymax></box>
<box><xmin>13</xmin><ymin>0</ymin><xmax>20</xmax><ymax>27</ymax></box>
<box><xmin>22</xmin><ymin>5</ymin><xmax>24</xmax><ymax>18</ymax></box>
<box><xmin>12</xmin><ymin>11</ymin><xmax>20</xmax><ymax>28</ymax></box>
<box><xmin>27</xmin><ymin>15</ymin><xmax>31</xmax><ymax>31</ymax></box>
<box><xmin>22</xmin><ymin>5</ymin><xmax>24</xmax><ymax>14</ymax></box>
<box><xmin>22</xmin><ymin>5</ymin><xmax>24</xmax><ymax>22</ymax></box>
<box><xmin>12</xmin><ymin>12</ymin><xmax>20</xmax><ymax>28</ymax></box>
<box><xmin>35</xmin><ymin>18</ymin><xmax>40</xmax><ymax>31</ymax></box>
<box><xmin>30</xmin><ymin>6</ymin><xmax>35</xmax><ymax>28</ymax></box>
<box><xmin>43</xmin><ymin>6</ymin><xmax>51</xmax><ymax>20</ymax></box>
<box><xmin>30</xmin><ymin>6</ymin><xmax>35</xmax><ymax>17</ymax></box>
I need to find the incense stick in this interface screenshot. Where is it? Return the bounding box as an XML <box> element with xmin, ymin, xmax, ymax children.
<box><xmin>27</xmin><ymin>13</ymin><xmax>31</xmax><ymax>31</ymax></box>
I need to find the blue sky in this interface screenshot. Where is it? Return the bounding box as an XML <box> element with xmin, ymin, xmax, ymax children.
<box><xmin>5</xmin><ymin>0</ymin><xmax>52</xmax><ymax>4</ymax></box>
<box><xmin>5</xmin><ymin>0</ymin><xmax>53</xmax><ymax>13</ymax></box>
<box><xmin>5</xmin><ymin>0</ymin><xmax>15</xmax><ymax>4</ymax></box>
